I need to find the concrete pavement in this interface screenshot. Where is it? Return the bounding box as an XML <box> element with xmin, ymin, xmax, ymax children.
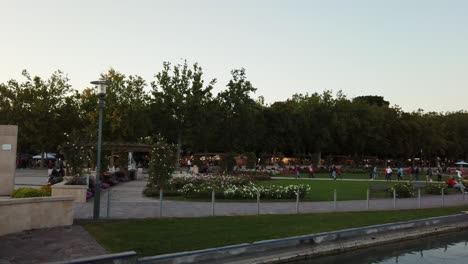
<box><xmin>74</xmin><ymin>176</ymin><xmax>468</xmax><ymax>219</ymax></box>
<box><xmin>12</xmin><ymin>169</ymin><xmax>468</xmax><ymax>219</ymax></box>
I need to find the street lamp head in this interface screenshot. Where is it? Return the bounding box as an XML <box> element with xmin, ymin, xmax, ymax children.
<box><xmin>91</xmin><ymin>78</ymin><xmax>110</xmax><ymax>95</ymax></box>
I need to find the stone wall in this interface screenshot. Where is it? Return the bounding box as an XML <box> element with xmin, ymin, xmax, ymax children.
<box><xmin>0</xmin><ymin>125</ymin><xmax>18</xmax><ymax>196</ymax></box>
<box><xmin>0</xmin><ymin>196</ymin><xmax>74</xmax><ymax>236</ymax></box>
<box><xmin>51</xmin><ymin>181</ymin><xmax>88</xmax><ymax>203</ymax></box>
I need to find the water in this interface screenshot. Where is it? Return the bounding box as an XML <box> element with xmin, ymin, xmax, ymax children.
<box><xmin>291</xmin><ymin>229</ymin><xmax>468</xmax><ymax>264</ymax></box>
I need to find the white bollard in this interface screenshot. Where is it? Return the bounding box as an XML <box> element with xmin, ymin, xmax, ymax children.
<box><xmin>366</xmin><ymin>188</ymin><xmax>370</xmax><ymax>210</ymax></box>
<box><xmin>296</xmin><ymin>191</ymin><xmax>300</xmax><ymax>214</ymax></box>
<box><xmin>159</xmin><ymin>189</ymin><xmax>163</xmax><ymax>217</ymax></box>
<box><xmin>106</xmin><ymin>189</ymin><xmax>111</xmax><ymax>218</ymax></box>
<box><xmin>211</xmin><ymin>189</ymin><xmax>215</xmax><ymax>216</ymax></box>
<box><xmin>442</xmin><ymin>188</ymin><xmax>445</xmax><ymax>207</ymax></box>
<box><xmin>418</xmin><ymin>188</ymin><xmax>421</xmax><ymax>209</ymax></box>
<box><xmin>257</xmin><ymin>191</ymin><xmax>260</xmax><ymax>216</ymax></box>
<box><xmin>334</xmin><ymin>189</ymin><xmax>337</xmax><ymax>210</ymax></box>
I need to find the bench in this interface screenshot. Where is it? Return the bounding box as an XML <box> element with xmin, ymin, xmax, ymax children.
<box><xmin>369</xmin><ymin>185</ymin><xmax>389</xmax><ymax>198</ymax></box>
<box><xmin>411</xmin><ymin>182</ymin><xmax>427</xmax><ymax>189</ymax></box>
<box><xmin>370</xmin><ymin>185</ymin><xmax>389</xmax><ymax>192</ymax></box>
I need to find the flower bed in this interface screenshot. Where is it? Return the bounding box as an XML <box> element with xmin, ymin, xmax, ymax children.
<box><xmin>169</xmin><ymin>175</ymin><xmax>250</xmax><ymax>190</ymax></box>
<box><xmin>222</xmin><ymin>183</ymin><xmax>310</xmax><ymax>199</ymax></box>
<box><xmin>146</xmin><ymin>174</ymin><xmax>311</xmax><ymax>200</ymax></box>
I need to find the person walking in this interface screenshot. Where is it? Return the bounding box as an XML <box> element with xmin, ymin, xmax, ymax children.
<box><xmin>397</xmin><ymin>167</ymin><xmax>403</xmax><ymax>181</ymax></box>
<box><xmin>308</xmin><ymin>164</ymin><xmax>315</xmax><ymax>178</ymax></box>
<box><xmin>337</xmin><ymin>166</ymin><xmax>342</xmax><ymax>179</ymax></box>
<box><xmin>437</xmin><ymin>168</ymin><xmax>443</xmax><ymax>182</ymax></box>
<box><xmin>372</xmin><ymin>166</ymin><xmax>378</xmax><ymax>180</ymax></box>
<box><xmin>330</xmin><ymin>165</ymin><xmax>337</xmax><ymax>180</ymax></box>
<box><xmin>385</xmin><ymin>166</ymin><xmax>393</xmax><ymax>182</ymax></box>
<box><xmin>415</xmin><ymin>166</ymin><xmax>420</xmax><ymax>181</ymax></box>
<box><xmin>295</xmin><ymin>166</ymin><xmax>301</xmax><ymax>179</ymax></box>
<box><xmin>187</xmin><ymin>159</ymin><xmax>192</xmax><ymax>174</ymax></box>
<box><xmin>427</xmin><ymin>167</ymin><xmax>433</xmax><ymax>182</ymax></box>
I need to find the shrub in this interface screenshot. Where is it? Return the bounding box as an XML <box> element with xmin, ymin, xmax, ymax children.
<box><xmin>245</xmin><ymin>152</ymin><xmax>257</xmax><ymax>169</ymax></box>
<box><xmin>425</xmin><ymin>183</ymin><xmax>448</xmax><ymax>195</ymax></box>
<box><xmin>11</xmin><ymin>187</ymin><xmax>51</xmax><ymax>198</ymax></box>
<box><xmin>40</xmin><ymin>185</ymin><xmax>52</xmax><ymax>196</ymax></box>
<box><xmin>48</xmin><ymin>176</ymin><xmax>63</xmax><ymax>185</ymax></box>
<box><xmin>220</xmin><ymin>153</ymin><xmax>236</xmax><ymax>173</ymax></box>
<box><xmin>113</xmin><ymin>171</ymin><xmax>126</xmax><ymax>178</ymax></box>
<box><xmin>393</xmin><ymin>183</ymin><xmax>413</xmax><ymax>198</ymax></box>
<box><xmin>193</xmin><ymin>156</ymin><xmax>203</xmax><ymax>168</ymax></box>
<box><xmin>231</xmin><ymin>171</ymin><xmax>272</xmax><ymax>181</ymax></box>
<box><xmin>147</xmin><ymin>135</ymin><xmax>177</xmax><ymax>190</ymax></box>
<box><xmin>65</xmin><ymin>176</ymin><xmax>87</xmax><ymax>185</ymax></box>
<box><xmin>178</xmin><ymin>183</ymin><xmax>311</xmax><ymax>200</ymax></box>
<box><xmin>105</xmin><ymin>177</ymin><xmax>120</xmax><ymax>186</ymax></box>
<box><xmin>118</xmin><ymin>177</ymin><xmax>129</xmax><ymax>182</ymax></box>
<box><xmin>168</xmin><ymin>175</ymin><xmax>250</xmax><ymax>191</ymax></box>
<box><xmin>222</xmin><ymin>184</ymin><xmax>310</xmax><ymax>200</ymax></box>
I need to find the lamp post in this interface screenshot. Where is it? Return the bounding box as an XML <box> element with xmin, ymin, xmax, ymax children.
<box><xmin>91</xmin><ymin>78</ymin><xmax>109</xmax><ymax>219</ymax></box>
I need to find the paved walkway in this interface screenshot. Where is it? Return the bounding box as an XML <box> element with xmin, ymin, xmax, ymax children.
<box><xmin>5</xmin><ymin>170</ymin><xmax>467</xmax><ymax>264</ymax></box>
<box><xmin>74</xmin><ymin>177</ymin><xmax>468</xmax><ymax>219</ymax></box>
<box><xmin>12</xmin><ymin>169</ymin><xmax>468</xmax><ymax>219</ymax></box>
<box><xmin>0</xmin><ymin>225</ymin><xmax>107</xmax><ymax>264</ymax></box>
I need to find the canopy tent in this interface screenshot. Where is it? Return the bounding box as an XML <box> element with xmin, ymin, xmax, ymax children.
<box><xmin>32</xmin><ymin>153</ymin><xmax>56</xmax><ymax>159</ymax></box>
<box><xmin>455</xmin><ymin>161</ymin><xmax>468</xmax><ymax>165</ymax></box>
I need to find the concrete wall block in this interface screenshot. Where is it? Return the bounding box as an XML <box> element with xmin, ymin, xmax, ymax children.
<box><xmin>0</xmin><ymin>125</ymin><xmax>18</xmax><ymax>196</ymax></box>
<box><xmin>0</xmin><ymin>196</ymin><xmax>74</xmax><ymax>236</ymax></box>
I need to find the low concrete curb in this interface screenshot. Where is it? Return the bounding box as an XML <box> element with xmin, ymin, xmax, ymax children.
<box><xmin>47</xmin><ymin>251</ymin><xmax>138</xmax><ymax>264</ymax></box>
<box><xmin>138</xmin><ymin>213</ymin><xmax>468</xmax><ymax>264</ymax></box>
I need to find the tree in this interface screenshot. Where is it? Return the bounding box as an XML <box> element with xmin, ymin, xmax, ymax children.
<box><xmin>217</xmin><ymin>68</ymin><xmax>259</xmax><ymax>152</ymax></box>
<box><xmin>353</xmin><ymin>95</ymin><xmax>389</xmax><ymax>107</ymax></box>
<box><xmin>0</xmin><ymin>70</ymin><xmax>75</xmax><ymax>161</ymax></box>
<box><xmin>147</xmin><ymin>135</ymin><xmax>177</xmax><ymax>190</ymax></box>
<box><xmin>100</xmin><ymin>69</ymin><xmax>151</xmax><ymax>142</ymax></box>
<box><xmin>151</xmin><ymin>61</ymin><xmax>215</xmax><ymax>167</ymax></box>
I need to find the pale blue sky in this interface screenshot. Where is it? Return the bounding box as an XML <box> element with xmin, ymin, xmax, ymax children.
<box><xmin>1</xmin><ymin>0</ymin><xmax>467</xmax><ymax>112</ymax></box>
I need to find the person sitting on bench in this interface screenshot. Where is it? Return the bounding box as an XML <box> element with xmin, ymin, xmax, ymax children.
<box><xmin>446</xmin><ymin>176</ymin><xmax>467</xmax><ymax>193</ymax></box>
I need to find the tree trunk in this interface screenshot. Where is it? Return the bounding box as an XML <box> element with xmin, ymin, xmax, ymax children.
<box><xmin>176</xmin><ymin>133</ymin><xmax>181</xmax><ymax>171</ymax></box>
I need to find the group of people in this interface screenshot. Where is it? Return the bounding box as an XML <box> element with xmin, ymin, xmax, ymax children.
<box><xmin>329</xmin><ymin>165</ymin><xmax>342</xmax><ymax>180</ymax></box>
<box><xmin>369</xmin><ymin>166</ymin><xmax>446</xmax><ymax>182</ymax></box>
<box><xmin>293</xmin><ymin>164</ymin><xmax>323</xmax><ymax>179</ymax></box>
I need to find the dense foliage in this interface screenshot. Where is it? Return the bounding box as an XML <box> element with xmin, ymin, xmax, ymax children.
<box><xmin>146</xmin><ymin>174</ymin><xmax>309</xmax><ymax>200</ymax></box>
<box><xmin>147</xmin><ymin>135</ymin><xmax>177</xmax><ymax>190</ymax></box>
<box><xmin>2</xmin><ymin>62</ymin><xmax>468</xmax><ymax>164</ymax></box>
<box><xmin>393</xmin><ymin>183</ymin><xmax>414</xmax><ymax>198</ymax></box>
<box><xmin>11</xmin><ymin>187</ymin><xmax>51</xmax><ymax>198</ymax></box>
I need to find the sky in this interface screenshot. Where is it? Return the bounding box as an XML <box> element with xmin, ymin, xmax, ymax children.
<box><xmin>1</xmin><ymin>0</ymin><xmax>467</xmax><ymax>112</ymax></box>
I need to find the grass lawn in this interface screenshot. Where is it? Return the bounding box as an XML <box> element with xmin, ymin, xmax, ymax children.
<box><xmin>279</xmin><ymin>172</ymin><xmax>454</xmax><ymax>181</ymax></box>
<box><xmin>257</xmin><ymin>179</ymin><xmax>459</xmax><ymax>201</ymax></box>
<box><xmin>163</xmin><ymin>179</ymin><xmax>457</xmax><ymax>202</ymax></box>
<box><xmin>83</xmin><ymin>205</ymin><xmax>468</xmax><ymax>257</ymax></box>
<box><xmin>259</xmin><ymin>179</ymin><xmax>383</xmax><ymax>201</ymax></box>
<box><xmin>280</xmin><ymin>172</ymin><xmax>372</xmax><ymax>179</ymax></box>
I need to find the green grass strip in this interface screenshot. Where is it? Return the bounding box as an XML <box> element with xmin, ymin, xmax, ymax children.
<box><xmin>258</xmin><ymin>179</ymin><xmax>458</xmax><ymax>201</ymax></box>
<box><xmin>83</xmin><ymin>205</ymin><xmax>468</xmax><ymax>257</ymax></box>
